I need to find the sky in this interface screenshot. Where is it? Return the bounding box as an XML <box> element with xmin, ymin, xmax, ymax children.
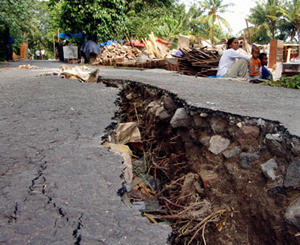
<box><xmin>179</xmin><ymin>0</ymin><xmax>257</xmax><ymax>36</ymax></box>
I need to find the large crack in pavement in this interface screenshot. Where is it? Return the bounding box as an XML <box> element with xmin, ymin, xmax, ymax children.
<box><xmin>100</xmin><ymin>77</ymin><xmax>300</xmax><ymax>244</ymax></box>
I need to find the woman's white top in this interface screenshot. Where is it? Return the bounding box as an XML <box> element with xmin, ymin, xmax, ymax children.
<box><xmin>217</xmin><ymin>48</ymin><xmax>250</xmax><ymax>77</ymax></box>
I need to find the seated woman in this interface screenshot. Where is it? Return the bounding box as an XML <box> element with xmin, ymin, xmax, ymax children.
<box><xmin>217</xmin><ymin>37</ymin><xmax>250</xmax><ymax>78</ymax></box>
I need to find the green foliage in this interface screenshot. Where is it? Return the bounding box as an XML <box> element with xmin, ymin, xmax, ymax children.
<box><xmin>2</xmin><ymin>0</ymin><xmax>297</xmax><ymax>62</ymax></box>
<box><xmin>264</xmin><ymin>75</ymin><xmax>300</xmax><ymax>89</ymax></box>
<box><xmin>248</xmin><ymin>0</ymin><xmax>284</xmax><ymax>41</ymax></box>
<box><xmin>0</xmin><ymin>0</ymin><xmax>59</xmax><ymax>58</ymax></box>
<box><xmin>248</xmin><ymin>0</ymin><xmax>300</xmax><ymax>44</ymax></box>
<box><xmin>56</xmin><ymin>0</ymin><xmax>127</xmax><ymax>42</ymax></box>
<box><xmin>0</xmin><ymin>0</ymin><xmax>38</xmax><ymax>58</ymax></box>
<box><xmin>276</xmin><ymin>18</ymin><xmax>297</xmax><ymax>42</ymax></box>
<box><xmin>281</xmin><ymin>0</ymin><xmax>300</xmax><ymax>50</ymax></box>
<box><xmin>125</xmin><ymin>1</ymin><xmax>228</xmax><ymax>44</ymax></box>
<box><xmin>126</xmin><ymin>3</ymin><xmax>192</xmax><ymax>40</ymax></box>
<box><xmin>196</xmin><ymin>0</ymin><xmax>233</xmax><ymax>43</ymax></box>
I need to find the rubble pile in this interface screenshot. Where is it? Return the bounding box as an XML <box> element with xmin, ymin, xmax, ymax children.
<box><xmin>17</xmin><ymin>64</ymin><xmax>39</xmax><ymax>69</ymax></box>
<box><xmin>94</xmin><ymin>43</ymin><xmax>142</xmax><ymax>66</ymax></box>
<box><xmin>92</xmin><ymin>33</ymin><xmax>172</xmax><ymax>69</ymax></box>
<box><xmin>39</xmin><ymin>65</ymin><xmax>99</xmax><ymax>83</ymax></box>
<box><xmin>178</xmin><ymin>48</ymin><xmax>221</xmax><ymax>77</ymax></box>
<box><xmin>101</xmin><ymin>79</ymin><xmax>300</xmax><ymax>245</ymax></box>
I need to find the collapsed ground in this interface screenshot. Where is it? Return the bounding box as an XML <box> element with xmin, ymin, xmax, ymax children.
<box><xmin>101</xmin><ymin>78</ymin><xmax>300</xmax><ymax>245</ymax></box>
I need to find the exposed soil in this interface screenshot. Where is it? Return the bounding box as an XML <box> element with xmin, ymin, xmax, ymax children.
<box><xmin>101</xmin><ymin>79</ymin><xmax>300</xmax><ymax>245</ymax></box>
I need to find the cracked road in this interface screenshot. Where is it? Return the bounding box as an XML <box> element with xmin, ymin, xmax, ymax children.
<box><xmin>0</xmin><ymin>61</ymin><xmax>171</xmax><ymax>245</ymax></box>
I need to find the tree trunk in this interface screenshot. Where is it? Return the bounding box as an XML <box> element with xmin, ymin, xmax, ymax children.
<box><xmin>271</xmin><ymin>20</ymin><xmax>276</xmax><ymax>39</ymax></box>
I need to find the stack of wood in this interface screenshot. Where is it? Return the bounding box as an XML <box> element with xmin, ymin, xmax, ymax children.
<box><xmin>94</xmin><ymin>43</ymin><xmax>142</xmax><ymax>66</ymax></box>
<box><xmin>142</xmin><ymin>33</ymin><xmax>170</xmax><ymax>59</ymax></box>
<box><xmin>178</xmin><ymin>48</ymin><xmax>220</xmax><ymax>77</ymax></box>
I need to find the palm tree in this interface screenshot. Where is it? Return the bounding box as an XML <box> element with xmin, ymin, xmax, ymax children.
<box><xmin>281</xmin><ymin>0</ymin><xmax>300</xmax><ymax>55</ymax></box>
<box><xmin>196</xmin><ymin>0</ymin><xmax>233</xmax><ymax>44</ymax></box>
<box><xmin>248</xmin><ymin>0</ymin><xmax>284</xmax><ymax>40</ymax></box>
<box><xmin>157</xmin><ymin>4</ymin><xmax>204</xmax><ymax>39</ymax></box>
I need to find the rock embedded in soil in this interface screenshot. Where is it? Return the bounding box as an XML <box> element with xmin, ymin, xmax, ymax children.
<box><xmin>235</xmin><ymin>125</ymin><xmax>260</xmax><ymax>145</ymax></box>
<box><xmin>266</xmin><ymin>133</ymin><xmax>283</xmax><ymax>142</ymax></box>
<box><xmin>222</xmin><ymin>146</ymin><xmax>241</xmax><ymax>159</ymax></box>
<box><xmin>170</xmin><ymin>108</ymin><xmax>191</xmax><ymax>128</ymax></box>
<box><xmin>209</xmin><ymin>117</ymin><xmax>228</xmax><ymax>134</ymax></box>
<box><xmin>284</xmin><ymin>159</ymin><xmax>300</xmax><ymax>187</ymax></box>
<box><xmin>266</xmin><ymin>138</ymin><xmax>287</xmax><ymax>158</ymax></box>
<box><xmin>239</xmin><ymin>153</ymin><xmax>259</xmax><ymax>169</ymax></box>
<box><xmin>193</xmin><ymin>114</ymin><xmax>209</xmax><ymax>129</ymax></box>
<box><xmin>200</xmin><ymin>170</ymin><xmax>218</xmax><ymax>189</ymax></box>
<box><xmin>161</xmin><ymin>95</ymin><xmax>177</xmax><ymax>112</ymax></box>
<box><xmin>284</xmin><ymin>197</ymin><xmax>300</xmax><ymax>231</ymax></box>
<box><xmin>156</xmin><ymin>106</ymin><xmax>172</xmax><ymax>121</ymax></box>
<box><xmin>261</xmin><ymin>158</ymin><xmax>278</xmax><ymax>181</ymax></box>
<box><xmin>208</xmin><ymin>135</ymin><xmax>230</xmax><ymax>155</ymax></box>
<box><xmin>200</xmin><ymin>135</ymin><xmax>211</xmax><ymax>146</ymax></box>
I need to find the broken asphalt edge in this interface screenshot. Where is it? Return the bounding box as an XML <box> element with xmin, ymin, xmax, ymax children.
<box><xmin>97</xmin><ymin>77</ymin><xmax>299</xmax><ymax>141</ymax></box>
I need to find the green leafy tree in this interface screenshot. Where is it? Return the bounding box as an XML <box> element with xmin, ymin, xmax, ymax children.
<box><xmin>126</xmin><ymin>3</ymin><xmax>201</xmax><ymax>40</ymax></box>
<box><xmin>0</xmin><ymin>0</ymin><xmax>50</xmax><ymax>58</ymax></box>
<box><xmin>0</xmin><ymin>0</ymin><xmax>37</xmax><ymax>43</ymax></box>
<box><xmin>281</xmin><ymin>0</ymin><xmax>300</xmax><ymax>52</ymax></box>
<box><xmin>276</xmin><ymin>18</ymin><xmax>297</xmax><ymax>42</ymax></box>
<box><xmin>248</xmin><ymin>0</ymin><xmax>284</xmax><ymax>43</ymax></box>
<box><xmin>52</xmin><ymin>0</ymin><xmax>127</xmax><ymax>42</ymax></box>
<box><xmin>125</xmin><ymin>0</ymin><xmax>179</xmax><ymax>39</ymax></box>
<box><xmin>196</xmin><ymin>0</ymin><xmax>233</xmax><ymax>44</ymax></box>
<box><xmin>125</xmin><ymin>0</ymin><xmax>177</xmax><ymax>14</ymax></box>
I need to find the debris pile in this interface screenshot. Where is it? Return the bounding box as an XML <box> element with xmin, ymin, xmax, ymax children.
<box><xmin>102</xmin><ymin>79</ymin><xmax>300</xmax><ymax>245</ymax></box>
<box><xmin>18</xmin><ymin>64</ymin><xmax>39</xmax><ymax>69</ymax></box>
<box><xmin>142</xmin><ymin>33</ymin><xmax>172</xmax><ymax>59</ymax></box>
<box><xmin>59</xmin><ymin>65</ymin><xmax>99</xmax><ymax>82</ymax></box>
<box><xmin>178</xmin><ymin>48</ymin><xmax>220</xmax><ymax>77</ymax></box>
<box><xmin>94</xmin><ymin>43</ymin><xmax>141</xmax><ymax>67</ymax></box>
<box><xmin>39</xmin><ymin>65</ymin><xmax>99</xmax><ymax>83</ymax></box>
<box><xmin>92</xmin><ymin>33</ymin><xmax>172</xmax><ymax>69</ymax></box>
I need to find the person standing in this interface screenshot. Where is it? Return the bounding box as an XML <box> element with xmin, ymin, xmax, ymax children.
<box><xmin>41</xmin><ymin>49</ymin><xmax>45</xmax><ymax>60</ymax></box>
<box><xmin>35</xmin><ymin>49</ymin><xmax>41</xmax><ymax>60</ymax></box>
<box><xmin>4</xmin><ymin>27</ymin><xmax>14</xmax><ymax>61</ymax></box>
<box><xmin>217</xmin><ymin>37</ymin><xmax>250</xmax><ymax>78</ymax></box>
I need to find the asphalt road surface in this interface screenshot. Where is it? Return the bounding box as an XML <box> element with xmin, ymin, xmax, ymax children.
<box><xmin>0</xmin><ymin>61</ymin><xmax>171</xmax><ymax>245</ymax></box>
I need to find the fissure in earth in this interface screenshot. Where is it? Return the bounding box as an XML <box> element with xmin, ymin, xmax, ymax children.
<box><xmin>101</xmin><ymin>79</ymin><xmax>300</xmax><ymax>245</ymax></box>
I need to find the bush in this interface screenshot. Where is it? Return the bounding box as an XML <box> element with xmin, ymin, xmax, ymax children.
<box><xmin>264</xmin><ymin>75</ymin><xmax>300</xmax><ymax>89</ymax></box>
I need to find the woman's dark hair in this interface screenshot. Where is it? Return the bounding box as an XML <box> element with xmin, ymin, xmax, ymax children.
<box><xmin>227</xmin><ymin>37</ymin><xmax>236</xmax><ymax>49</ymax></box>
